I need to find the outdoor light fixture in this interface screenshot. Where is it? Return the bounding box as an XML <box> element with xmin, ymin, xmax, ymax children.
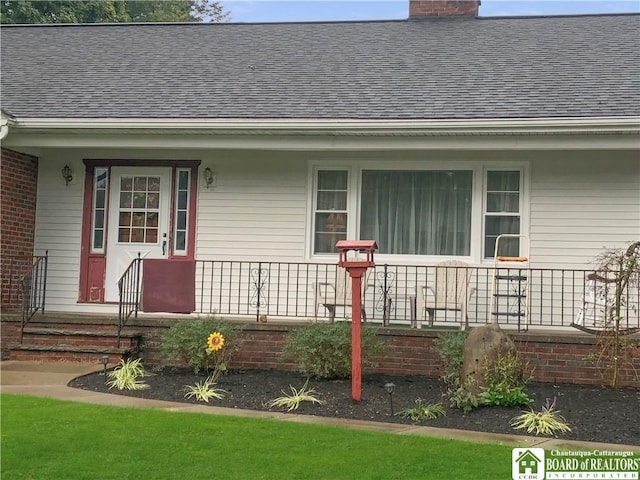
<box><xmin>101</xmin><ymin>354</ymin><xmax>109</xmax><ymax>381</ymax></box>
<box><xmin>203</xmin><ymin>167</ymin><xmax>216</xmax><ymax>189</ymax></box>
<box><xmin>61</xmin><ymin>164</ymin><xmax>73</xmax><ymax>186</ymax></box>
<box><xmin>384</xmin><ymin>382</ymin><xmax>395</xmax><ymax>416</ymax></box>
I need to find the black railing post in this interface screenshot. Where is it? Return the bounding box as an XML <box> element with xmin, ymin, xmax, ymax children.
<box><xmin>134</xmin><ymin>252</ymin><xmax>141</xmax><ymax>319</ymax></box>
<box><xmin>41</xmin><ymin>251</ymin><xmax>48</xmax><ymax>314</ymax></box>
<box><xmin>256</xmin><ymin>262</ymin><xmax>262</xmax><ymax>321</ymax></box>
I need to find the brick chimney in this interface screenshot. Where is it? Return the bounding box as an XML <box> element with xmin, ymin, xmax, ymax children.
<box><xmin>409</xmin><ymin>0</ymin><xmax>481</xmax><ymax>18</ymax></box>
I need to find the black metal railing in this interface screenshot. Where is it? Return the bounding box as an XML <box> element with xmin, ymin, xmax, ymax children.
<box><xmin>193</xmin><ymin>260</ymin><xmax>640</xmax><ymax>332</ymax></box>
<box><xmin>117</xmin><ymin>253</ymin><xmax>142</xmax><ymax>345</ymax></box>
<box><xmin>19</xmin><ymin>251</ymin><xmax>48</xmax><ymax>342</ymax></box>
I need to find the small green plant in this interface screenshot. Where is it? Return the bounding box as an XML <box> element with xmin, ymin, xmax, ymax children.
<box><xmin>184</xmin><ymin>371</ymin><xmax>227</xmax><ymax>402</ymax></box>
<box><xmin>511</xmin><ymin>397</ymin><xmax>572</xmax><ymax>436</ymax></box>
<box><xmin>446</xmin><ymin>376</ymin><xmax>480</xmax><ymax>413</ymax></box>
<box><xmin>481</xmin><ymin>385</ymin><xmax>532</xmax><ymax>407</ymax></box>
<box><xmin>283</xmin><ymin>322</ymin><xmax>384</xmax><ymax>379</ymax></box>
<box><xmin>159</xmin><ymin>317</ymin><xmax>240</xmax><ymax>374</ymax></box>
<box><xmin>480</xmin><ymin>350</ymin><xmax>532</xmax><ymax>407</ymax></box>
<box><xmin>265</xmin><ymin>380</ymin><xmax>324</xmax><ymax>412</ymax></box>
<box><xmin>398</xmin><ymin>399</ymin><xmax>446</xmax><ymax>423</ymax></box>
<box><xmin>106</xmin><ymin>358</ymin><xmax>151</xmax><ymax>390</ymax></box>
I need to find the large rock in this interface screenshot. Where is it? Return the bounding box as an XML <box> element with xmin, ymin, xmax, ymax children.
<box><xmin>461</xmin><ymin>324</ymin><xmax>516</xmax><ymax>393</ymax></box>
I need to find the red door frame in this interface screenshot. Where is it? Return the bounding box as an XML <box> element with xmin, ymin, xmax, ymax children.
<box><xmin>78</xmin><ymin>159</ymin><xmax>201</xmax><ymax>303</ymax></box>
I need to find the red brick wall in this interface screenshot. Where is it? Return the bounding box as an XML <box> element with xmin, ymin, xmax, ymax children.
<box><xmin>2</xmin><ymin>313</ymin><xmax>638</xmax><ymax>387</ymax></box>
<box><xmin>1</xmin><ymin>148</ymin><xmax>38</xmax><ymax>311</ymax></box>
<box><xmin>409</xmin><ymin>0</ymin><xmax>480</xmax><ymax>17</ymax></box>
<box><xmin>127</xmin><ymin>319</ymin><xmax>639</xmax><ymax>387</ymax></box>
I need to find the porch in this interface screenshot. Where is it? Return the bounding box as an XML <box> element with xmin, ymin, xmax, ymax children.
<box><xmin>10</xmin><ymin>256</ymin><xmax>640</xmax><ymax>334</ymax></box>
<box><xmin>3</xmin><ymin>256</ymin><xmax>639</xmax><ymax>387</ymax></box>
<box><xmin>163</xmin><ymin>260</ymin><xmax>639</xmax><ymax>331</ymax></box>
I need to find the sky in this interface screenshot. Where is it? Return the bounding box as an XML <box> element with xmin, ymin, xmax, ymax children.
<box><xmin>219</xmin><ymin>0</ymin><xmax>640</xmax><ymax>23</ymax></box>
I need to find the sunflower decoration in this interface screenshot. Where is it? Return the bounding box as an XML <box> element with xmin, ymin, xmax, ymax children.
<box><xmin>206</xmin><ymin>332</ymin><xmax>225</xmax><ymax>353</ymax></box>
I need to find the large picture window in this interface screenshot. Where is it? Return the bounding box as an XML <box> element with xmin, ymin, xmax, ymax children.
<box><xmin>360</xmin><ymin>170</ymin><xmax>472</xmax><ymax>255</ymax></box>
<box><xmin>310</xmin><ymin>164</ymin><xmax>526</xmax><ymax>261</ymax></box>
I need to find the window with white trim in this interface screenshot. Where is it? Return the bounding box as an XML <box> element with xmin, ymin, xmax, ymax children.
<box><xmin>360</xmin><ymin>170</ymin><xmax>472</xmax><ymax>255</ymax></box>
<box><xmin>313</xmin><ymin>170</ymin><xmax>348</xmax><ymax>254</ymax></box>
<box><xmin>483</xmin><ymin>170</ymin><xmax>522</xmax><ymax>258</ymax></box>
<box><xmin>173</xmin><ymin>169</ymin><xmax>191</xmax><ymax>255</ymax></box>
<box><xmin>311</xmin><ymin>165</ymin><xmax>526</xmax><ymax>261</ymax></box>
<box><xmin>91</xmin><ymin>168</ymin><xmax>108</xmax><ymax>252</ymax></box>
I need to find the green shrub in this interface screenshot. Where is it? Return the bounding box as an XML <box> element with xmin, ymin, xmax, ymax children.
<box><xmin>159</xmin><ymin>317</ymin><xmax>241</xmax><ymax>374</ymax></box>
<box><xmin>434</xmin><ymin>331</ymin><xmax>469</xmax><ymax>383</ymax></box>
<box><xmin>435</xmin><ymin>331</ymin><xmax>480</xmax><ymax>412</ymax></box>
<box><xmin>283</xmin><ymin>322</ymin><xmax>384</xmax><ymax>379</ymax></box>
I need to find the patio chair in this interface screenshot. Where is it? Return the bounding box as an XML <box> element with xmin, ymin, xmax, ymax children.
<box><xmin>312</xmin><ymin>267</ymin><xmax>371</xmax><ymax>322</ymax></box>
<box><xmin>573</xmin><ymin>271</ymin><xmax>640</xmax><ymax>335</ymax></box>
<box><xmin>415</xmin><ymin>260</ymin><xmax>476</xmax><ymax>330</ymax></box>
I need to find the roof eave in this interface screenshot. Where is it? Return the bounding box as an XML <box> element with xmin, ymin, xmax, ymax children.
<box><xmin>5</xmin><ymin>116</ymin><xmax>640</xmax><ymax>136</ymax></box>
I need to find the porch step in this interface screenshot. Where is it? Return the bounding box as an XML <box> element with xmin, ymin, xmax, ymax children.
<box><xmin>8</xmin><ymin>344</ymin><xmax>136</xmax><ymax>363</ymax></box>
<box><xmin>8</xmin><ymin>323</ymin><xmax>143</xmax><ymax>363</ymax></box>
<box><xmin>22</xmin><ymin>327</ymin><xmax>141</xmax><ymax>348</ymax></box>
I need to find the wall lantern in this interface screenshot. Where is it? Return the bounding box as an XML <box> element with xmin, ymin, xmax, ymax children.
<box><xmin>203</xmin><ymin>167</ymin><xmax>216</xmax><ymax>189</ymax></box>
<box><xmin>61</xmin><ymin>164</ymin><xmax>73</xmax><ymax>186</ymax></box>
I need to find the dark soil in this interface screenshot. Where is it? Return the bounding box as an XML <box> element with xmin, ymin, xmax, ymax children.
<box><xmin>69</xmin><ymin>368</ymin><xmax>640</xmax><ymax>446</ymax></box>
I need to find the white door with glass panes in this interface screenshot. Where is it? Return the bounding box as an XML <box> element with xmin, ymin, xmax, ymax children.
<box><xmin>104</xmin><ymin>167</ymin><xmax>172</xmax><ymax>302</ymax></box>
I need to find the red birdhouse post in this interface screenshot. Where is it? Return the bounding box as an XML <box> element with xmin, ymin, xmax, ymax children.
<box><xmin>335</xmin><ymin>239</ymin><xmax>377</xmax><ymax>401</ymax></box>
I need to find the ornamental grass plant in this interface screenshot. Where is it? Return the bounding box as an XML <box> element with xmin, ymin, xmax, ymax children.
<box><xmin>106</xmin><ymin>358</ymin><xmax>151</xmax><ymax>390</ymax></box>
<box><xmin>511</xmin><ymin>397</ymin><xmax>572</xmax><ymax>436</ymax></box>
<box><xmin>265</xmin><ymin>379</ymin><xmax>324</xmax><ymax>411</ymax></box>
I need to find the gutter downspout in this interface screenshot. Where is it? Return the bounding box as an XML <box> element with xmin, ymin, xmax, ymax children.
<box><xmin>0</xmin><ymin>112</ymin><xmax>10</xmax><ymax>140</ymax></box>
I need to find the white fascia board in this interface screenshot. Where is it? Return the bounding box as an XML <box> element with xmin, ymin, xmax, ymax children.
<box><xmin>6</xmin><ymin>116</ymin><xmax>640</xmax><ymax>135</ymax></box>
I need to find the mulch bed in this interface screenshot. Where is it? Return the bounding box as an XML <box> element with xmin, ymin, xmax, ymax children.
<box><xmin>69</xmin><ymin>368</ymin><xmax>640</xmax><ymax>446</ymax></box>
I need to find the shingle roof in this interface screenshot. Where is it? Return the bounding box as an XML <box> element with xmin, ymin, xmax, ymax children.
<box><xmin>1</xmin><ymin>15</ymin><xmax>639</xmax><ymax>120</ymax></box>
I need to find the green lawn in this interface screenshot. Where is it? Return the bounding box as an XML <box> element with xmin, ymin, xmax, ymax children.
<box><xmin>1</xmin><ymin>394</ymin><xmax>512</xmax><ymax>479</ymax></box>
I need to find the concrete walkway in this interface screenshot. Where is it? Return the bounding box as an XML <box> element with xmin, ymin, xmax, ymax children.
<box><xmin>1</xmin><ymin>360</ymin><xmax>638</xmax><ymax>453</ymax></box>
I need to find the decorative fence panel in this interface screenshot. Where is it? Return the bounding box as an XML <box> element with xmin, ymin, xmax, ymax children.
<box><xmin>193</xmin><ymin>260</ymin><xmax>640</xmax><ymax>332</ymax></box>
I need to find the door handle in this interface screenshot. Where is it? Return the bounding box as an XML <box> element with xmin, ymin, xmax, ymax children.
<box><xmin>162</xmin><ymin>233</ymin><xmax>167</xmax><ymax>256</ymax></box>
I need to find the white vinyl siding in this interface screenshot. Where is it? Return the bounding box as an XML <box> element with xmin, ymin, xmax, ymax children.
<box><xmin>29</xmin><ymin>147</ymin><xmax>639</xmax><ymax>315</ymax></box>
<box><xmin>33</xmin><ymin>154</ymin><xmax>85</xmax><ymax>310</ymax></box>
<box><xmin>530</xmin><ymin>152</ymin><xmax>640</xmax><ymax>268</ymax></box>
<box><xmin>196</xmin><ymin>154</ymin><xmax>307</xmax><ymax>261</ymax></box>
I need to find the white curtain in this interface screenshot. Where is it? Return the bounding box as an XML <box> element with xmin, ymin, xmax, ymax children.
<box><xmin>360</xmin><ymin>170</ymin><xmax>472</xmax><ymax>255</ymax></box>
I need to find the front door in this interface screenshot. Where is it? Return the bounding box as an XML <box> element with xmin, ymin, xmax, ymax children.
<box><xmin>104</xmin><ymin>167</ymin><xmax>172</xmax><ymax>302</ymax></box>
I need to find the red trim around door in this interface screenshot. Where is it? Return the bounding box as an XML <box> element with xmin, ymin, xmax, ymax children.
<box><xmin>78</xmin><ymin>159</ymin><xmax>201</xmax><ymax>303</ymax></box>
